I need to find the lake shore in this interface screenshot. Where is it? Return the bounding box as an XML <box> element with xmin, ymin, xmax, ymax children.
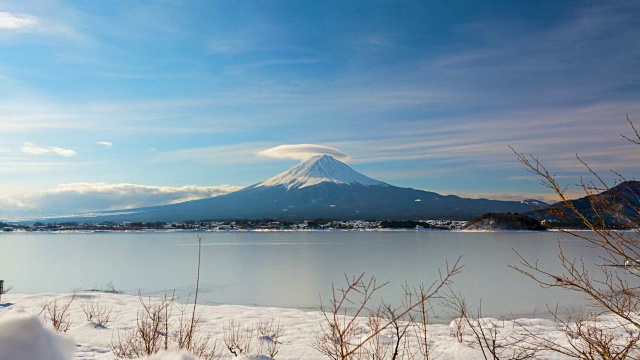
<box><xmin>0</xmin><ymin>292</ymin><xmax>597</xmax><ymax>359</ymax></box>
<box><xmin>0</xmin><ymin>231</ymin><xmax>597</xmax><ymax>319</ymax></box>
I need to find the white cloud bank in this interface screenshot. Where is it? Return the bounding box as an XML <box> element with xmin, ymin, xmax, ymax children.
<box><xmin>258</xmin><ymin>144</ymin><xmax>350</xmax><ymax>162</ymax></box>
<box><xmin>21</xmin><ymin>143</ymin><xmax>76</xmax><ymax>157</ymax></box>
<box><xmin>0</xmin><ymin>12</ymin><xmax>38</xmax><ymax>30</ymax></box>
<box><xmin>0</xmin><ymin>183</ymin><xmax>243</xmax><ymax>219</ymax></box>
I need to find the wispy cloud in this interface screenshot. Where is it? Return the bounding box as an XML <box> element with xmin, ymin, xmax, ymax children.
<box><xmin>0</xmin><ymin>183</ymin><xmax>244</xmax><ymax>219</ymax></box>
<box><xmin>208</xmin><ymin>37</ymin><xmax>250</xmax><ymax>54</ymax></box>
<box><xmin>206</xmin><ymin>15</ymin><xmax>284</xmax><ymax>55</ymax></box>
<box><xmin>50</xmin><ymin>146</ymin><xmax>76</xmax><ymax>157</ymax></box>
<box><xmin>21</xmin><ymin>143</ymin><xmax>49</xmax><ymax>155</ymax></box>
<box><xmin>0</xmin><ymin>160</ymin><xmax>85</xmax><ymax>175</ymax></box>
<box><xmin>225</xmin><ymin>58</ymin><xmax>325</xmax><ymax>75</ymax></box>
<box><xmin>0</xmin><ymin>9</ymin><xmax>88</xmax><ymax>43</ymax></box>
<box><xmin>21</xmin><ymin>142</ymin><xmax>76</xmax><ymax>157</ymax></box>
<box><xmin>361</xmin><ymin>33</ymin><xmax>395</xmax><ymax>47</ymax></box>
<box><xmin>258</xmin><ymin>144</ymin><xmax>351</xmax><ymax>162</ymax></box>
<box><xmin>326</xmin><ymin>102</ymin><xmax>640</xmax><ymax>172</ymax></box>
<box><xmin>0</xmin><ymin>12</ymin><xmax>38</xmax><ymax>30</ymax></box>
<box><xmin>157</xmin><ymin>143</ymin><xmax>271</xmax><ymax>164</ymax></box>
<box><xmin>96</xmin><ymin>141</ymin><xmax>113</xmax><ymax>148</ymax></box>
<box><xmin>0</xmin><ymin>84</ymin><xmax>451</xmax><ymax>134</ymax></box>
<box><xmin>424</xmin><ymin>4</ymin><xmax>640</xmax><ymax>110</ymax></box>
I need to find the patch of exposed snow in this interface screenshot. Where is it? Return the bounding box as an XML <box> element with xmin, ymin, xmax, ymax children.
<box><xmin>0</xmin><ymin>315</ymin><xmax>74</xmax><ymax>360</ymax></box>
<box><xmin>521</xmin><ymin>199</ymin><xmax>545</xmax><ymax>206</ymax></box>
<box><xmin>147</xmin><ymin>352</ymin><xmax>196</xmax><ymax>360</ymax></box>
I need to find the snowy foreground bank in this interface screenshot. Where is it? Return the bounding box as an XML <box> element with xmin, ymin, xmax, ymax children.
<box><xmin>0</xmin><ymin>293</ymin><xmax>632</xmax><ymax>359</ymax></box>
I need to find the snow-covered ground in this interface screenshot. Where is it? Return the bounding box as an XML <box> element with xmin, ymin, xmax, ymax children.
<box><xmin>0</xmin><ymin>292</ymin><xmax>634</xmax><ymax>359</ymax></box>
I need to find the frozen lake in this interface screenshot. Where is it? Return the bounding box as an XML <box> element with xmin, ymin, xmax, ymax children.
<box><xmin>0</xmin><ymin>230</ymin><xmax>617</xmax><ymax>320</ymax></box>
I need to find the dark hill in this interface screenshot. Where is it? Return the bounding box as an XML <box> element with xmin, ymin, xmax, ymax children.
<box><xmin>527</xmin><ymin>181</ymin><xmax>640</xmax><ymax>228</ymax></box>
<box><xmin>464</xmin><ymin>213</ymin><xmax>547</xmax><ymax>231</ymax></box>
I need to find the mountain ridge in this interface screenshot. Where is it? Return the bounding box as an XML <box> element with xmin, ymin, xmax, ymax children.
<box><xmin>24</xmin><ymin>155</ymin><xmax>546</xmax><ymax>222</ymax></box>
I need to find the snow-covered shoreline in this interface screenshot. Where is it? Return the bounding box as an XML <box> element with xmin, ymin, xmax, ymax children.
<box><xmin>2</xmin><ymin>226</ymin><xmax>612</xmax><ymax>234</ymax></box>
<box><xmin>0</xmin><ymin>228</ymin><xmax>560</xmax><ymax>234</ymax></box>
<box><xmin>0</xmin><ymin>292</ymin><xmax>625</xmax><ymax>359</ymax></box>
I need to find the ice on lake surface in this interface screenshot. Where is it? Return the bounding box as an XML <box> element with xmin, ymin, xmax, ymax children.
<box><xmin>0</xmin><ymin>231</ymin><xmax>621</xmax><ymax>321</ymax></box>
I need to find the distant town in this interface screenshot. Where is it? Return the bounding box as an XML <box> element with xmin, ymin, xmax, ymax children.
<box><xmin>0</xmin><ymin>219</ymin><xmax>468</xmax><ymax>232</ymax></box>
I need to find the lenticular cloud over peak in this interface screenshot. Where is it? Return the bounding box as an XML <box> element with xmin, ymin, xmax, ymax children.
<box><xmin>258</xmin><ymin>144</ymin><xmax>350</xmax><ymax>162</ymax></box>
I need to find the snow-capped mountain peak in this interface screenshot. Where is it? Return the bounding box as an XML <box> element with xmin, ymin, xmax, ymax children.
<box><xmin>252</xmin><ymin>154</ymin><xmax>388</xmax><ymax>190</ymax></box>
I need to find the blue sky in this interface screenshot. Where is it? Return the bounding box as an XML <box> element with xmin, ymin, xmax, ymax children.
<box><xmin>0</xmin><ymin>0</ymin><xmax>639</xmax><ymax>218</ymax></box>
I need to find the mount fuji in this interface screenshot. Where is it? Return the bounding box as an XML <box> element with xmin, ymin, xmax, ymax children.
<box><xmin>252</xmin><ymin>154</ymin><xmax>387</xmax><ymax>190</ymax></box>
<box><xmin>42</xmin><ymin>155</ymin><xmax>546</xmax><ymax>222</ymax></box>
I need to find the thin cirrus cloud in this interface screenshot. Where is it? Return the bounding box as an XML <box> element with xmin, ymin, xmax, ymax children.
<box><xmin>0</xmin><ymin>183</ymin><xmax>244</xmax><ymax>219</ymax></box>
<box><xmin>158</xmin><ymin>143</ymin><xmax>271</xmax><ymax>164</ymax></box>
<box><xmin>330</xmin><ymin>101</ymin><xmax>640</xmax><ymax>171</ymax></box>
<box><xmin>208</xmin><ymin>38</ymin><xmax>248</xmax><ymax>54</ymax></box>
<box><xmin>258</xmin><ymin>144</ymin><xmax>351</xmax><ymax>162</ymax></box>
<box><xmin>21</xmin><ymin>142</ymin><xmax>76</xmax><ymax>157</ymax></box>
<box><xmin>0</xmin><ymin>12</ymin><xmax>38</xmax><ymax>30</ymax></box>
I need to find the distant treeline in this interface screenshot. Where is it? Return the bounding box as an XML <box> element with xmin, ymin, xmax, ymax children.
<box><xmin>379</xmin><ymin>220</ymin><xmax>432</xmax><ymax>229</ymax></box>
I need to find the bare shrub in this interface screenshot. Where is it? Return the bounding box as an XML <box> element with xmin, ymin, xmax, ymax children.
<box><xmin>137</xmin><ymin>294</ymin><xmax>171</xmax><ymax>354</ymax></box>
<box><xmin>520</xmin><ymin>308</ymin><xmax>640</xmax><ymax>360</ymax></box>
<box><xmin>185</xmin><ymin>234</ymin><xmax>204</xmax><ymax>350</ymax></box>
<box><xmin>82</xmin><ymin>296</ymin><xmax>116</xmax><ymax>327</ymax></box>
<box><xmin>189</xmin><ymin>335</ymin><xmax>223</xmax><ymax>360</ymax></box>
<box><xmin>509</xmin><ymin>115</ymin><xmax>640</xmax><ymax>358</ymax></box>
<box><xmin>449</xmin><ymin>315</ymin><xmax>466</xmax><ymax>344</ymax></box>
<box><xmin>41</xmin><ymin>292</ymin><xmax>77</xmax><ymax>333</ymax></box>
<box><xmin>313</xmin><ymin>257</ymin><xmax>462</xmax><ymax>360</ymax></box>
<box><xmin>563</xmin><ymin>314</ymin><xmax>640</xmax><ymax>360</ymax></box>
<box><xmin>173</xmin><ymin>300</ymin><xmax>196</xmax><ymax>350</ymax></box>
<box><xmin>111</xmin><ymin>236</ymin><xmax>221</xmax><ymax>359</ymax></box>
<box><xmin>365</xmin><ymin>308</ymin><xmax>391</xmax><ymax>359</ymax></box>
<box><xmin>256</xmin><ymin>317</ymin><xmax>283</xmax><ymax>340</ymax></box>
<box><xmin>111</xmin><ymin>327</ymin><xmax>145</xmax><ymax>358</ymax></box>
<box><xmin>442</xmin><ymin>288</ymin><xmax>466</xmax><ymax>344</ymax></box>
<box><xmin>223</xmin><ymin>320</ymin><xmax>254</xmax><ymax>356</ymax></box>
<box><xmin>380</xmin><ymin>302</ymin><xmax>413</xmax><ymax>360</ymax></box>
<box><xmin>443</xmin><ymin>290</ymin><xmax>535</xmax><ymax>360</ymax></box>
<box><xmin>467</xmin><ymin>312</ymin><xmax>535</xmax><ymax>360</ymax></box>
<box><xmin>111</xmin><ymin>293</ymin><xmax>171</xmax><ymax>358</ymax></box>
<box><xmin>170</xmin><ymin>235</ymin><xmax>206</xmax><ymax>354</ymax></box>
<box><xmin>409</xmin><ymin>284</ymin><xmax>435</xmax><ymax>359</ymax></box>
<box><xmin>111</xmin><ymin>292</ymin><xmax>223</xmax><ymax>359</ymax></box>
<box><xmin>172</xmin><ymin>300</ymin><xmax>222</xmax><ymax>359</ymax></box>
<box><xmin>258</xmin><ymin>335</ymin><xmax>282</xmax><ymax>359</ymax></box>
<box><xmin>313</xmin><ymin>273</ymin><xmax>390</xmax><ymax>360</ymax></box>
<box><xmin>256</xmin><ymin>317</ymin><xmax>284</xmax><ymax>358</ymax></box>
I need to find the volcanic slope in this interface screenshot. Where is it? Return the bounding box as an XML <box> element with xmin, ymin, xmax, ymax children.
<box><xmin>64</xmin><ymin>155</ymin><xmax>546</xmax><ymax>222</ymax></box>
